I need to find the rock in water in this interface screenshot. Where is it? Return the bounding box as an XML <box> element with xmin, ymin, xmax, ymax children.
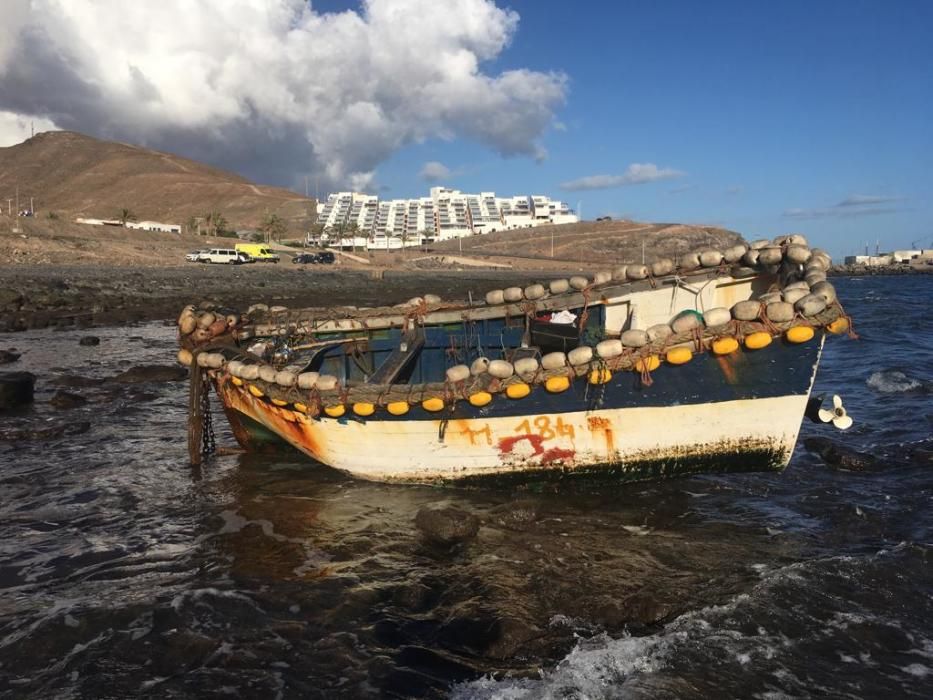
<box><xmin>0</xmin><ymin>372</ymin><xmax>35</xmax><ymax>411</ymax></box>
<box><xmin>79</xmin><ymin>336</ymin><xmax>101</xmax><ymax>346</ymax></box>
<box><xmin>803</xmin><ymin>437</ymin><xmax>879</xmax><ymax>471</ymax></box>
<box><xmin>415</xmin><ymin>506</ymin><xmax>480</xmax><ymax>546</ymax></box>
<box><xmin>50</xmin><ymin>390</ymin><xmax>88</xmax><ymax>409</ymax></box>
<box><xmin>112</xmin><ymin>365</ymin><xmax>188</xmax><ymax>384</ymax></box>
<box><xmin>0</xmin><ymin>349</ymin><xmax>21</xmax><ymax>364</ymax></box>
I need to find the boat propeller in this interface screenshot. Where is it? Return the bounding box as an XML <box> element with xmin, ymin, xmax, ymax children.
<box><xmin>818</xmin><ymin>394</ymin><xmax>853</xmax><ymax>430</ymax></box>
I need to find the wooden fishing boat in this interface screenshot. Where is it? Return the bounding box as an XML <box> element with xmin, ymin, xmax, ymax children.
<box><xmin>177</xmin><ymin>236</ymin><xmax>853</xmax><ymax>484</ymax></box>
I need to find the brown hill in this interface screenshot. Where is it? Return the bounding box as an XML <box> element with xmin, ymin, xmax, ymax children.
<box><xmin>429</xmin><ymin>219</ymin><xmax>744</xmax><ymax>267</ymax></box>
<box><xmin>0</xmin><ymin>131</ymin><xmax>315</xmax><ymax>231</ymax></box>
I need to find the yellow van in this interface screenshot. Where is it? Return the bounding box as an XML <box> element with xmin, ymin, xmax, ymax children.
<box><xmin>235</xmin><ymin>243</ymin><xmax>280</xmax><ymax>263</ymax></box>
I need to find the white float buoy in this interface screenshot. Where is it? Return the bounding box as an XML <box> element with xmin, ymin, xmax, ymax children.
<box><xmin>487</xmin><ymin>359</ymin><xmax>514</xmax><ymax>379</ymax></box>
<box><xmin>795</xmin><ymin>294</ymin><xmax>827</xmax><ymax>316</ymax></box>
<box><xmin>700</xmin><ymin>250</ymin><xmax>724</xmax><ymax>267</ymax></box>
<box><xmin>731</xmin><ymin>300</ymin><xmax>762</xmax><ymax>321</ymax></box>
<box><xmin>703</xmin><ymin>307</ymin><xmax>732</xmax><ymax>327</ymax></box>
<box><xmin>650</xmin><ymin>259</ymin><xmax>674</xmax><ymax>277</ymax></box>
<box><xmin>514</xmin><ymin>357</ymin><xmax>540</xmax><ymax>378</ymax></box>
<box><xmin>485</xmin><ymin>289</ymin><xmax>505</xmax><ymax>305</ymax></box>
<box><xmin>766</xmin><ymin>301</ymin><xmax>795</xmax><ymax>323</ymax></box>
<box><xmin>569</xmin><ymin>276</ymin><xmax>589</xmax><ymax>290</ymax></box>
<box><xmin>470</xmin><ymin>357</ymin><xmax>491</xmax><ymax>376</ymax></box>
<box><xmin>646</xmin><ymin>323</ymin><xmax>673</xmax><ymax>342</ymax></box>
<box><xmin>503</xmin><ymin>287</ymin><xmax>524</xmax><ymax>302</ymax></box>
<box><xmin>524</xmin><ymin>283</ymin><xmax>546</xmax><ymax>300</ymax></box>
<box><xmin>596</xmin><ymin>339</ymin><xmax>624</xmax><ymax>358</ymax></box>
<box><xmin>621</xmin><ymin>329</ymin><xmax>648</xmax><ymax>348</ymax></box>
<box><xmin>297</xmin><ymin>372</ymin><xmax>319</xmax><ymax>389</ymax></box>
<box><xmin>568</xmin><ymin>346</ymin><xmax>594</xmax><ymax>366</ymax></box>
<box><xmin>541</xmin><ymin>352</ymin><xmax>567</xmax><ymax>370</ymax></box>
<box><xmin>446</xmin><ymin>364</ymin><xmax>471</xmax><ymax>383</ymax></box>
<box><xmin>549</xmin><ymin>279</ymin><xmax>570</xmax><ymax>295</ymax></box>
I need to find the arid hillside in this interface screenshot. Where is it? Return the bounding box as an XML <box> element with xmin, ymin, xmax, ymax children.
<box><xmin>0</xmin><ymin>131</ymin><xmax>315</xmax><ymax>231</ymax></box>
<box><xmin>430</xmin><ymin>219</ymin><xmax>744</xmax><ymax>266</ymax></box>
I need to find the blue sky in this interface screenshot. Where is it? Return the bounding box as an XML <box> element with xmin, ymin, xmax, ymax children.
<box><xmin>3</xmin><ymin>1</ymin><xmax>930</xmax><ymax>259</ymax></box>
<box><xmin>373</xmin><ymin>1</ymin><xmax>933</xmax><ymax>259</ymax></box>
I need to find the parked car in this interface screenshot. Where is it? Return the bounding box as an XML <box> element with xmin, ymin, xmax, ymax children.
<box><xmin>185</xmin><ymin>250</ymin><xmax>208</xmax><ymax>262</ymax></box>
<box><xmin>199</xmin><ymin>248</ymin><xmax>248</xmax><ymax>264</ymax></box>
<box><xmin>291</xmin><ymin>251</ymin><xmax>336</xmax><ymax>265</ymax></box>
<box><xmin>235</xmin><ymin>243</ymin><xmax>280</xmax><ymax>263</ymax></box>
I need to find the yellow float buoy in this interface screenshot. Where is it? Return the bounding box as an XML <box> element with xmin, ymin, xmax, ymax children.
<box><xmin>712</xmin><ymin>337</ymin><xmax>739</xmax><ymax>355</ymax></box>
<box><xmin>324</xmin><ymin>404</ymin><xmax>346</xmax><ymax>418</ymax></box>
<box><xmin>248</xmin><ymin>385</ymin><xmax>264</xmax><ymax>398</ymax></box>
<box><xmin>588</xmin><ymin>368</ymin><xmax>612</xmax><ymax>385</ymax></box>
<box><xmin>387</xmin><ymin>401</ymin><xmax>410</xmax><ymax>416</ymax></box>
<box><xmin>665</xmin><ymin>347</ymin><xmax>693</xmax><ymax>365</ymax></box>
<box><xmin>634</xmin><ymin>355</ymin><xmax>661</xmax><ymax>373</ymax></box>
<box><xmin>230</xmin><ymin>376</ymin><xmax>244</xmax><ymax>386</ymax></box>
<box><xmin>293</xmin><ymin>402</ymin><xmax>309</xmax><ymax>414</ymax></box>
<box><xmin>422</xmin><ymin>397</ymin><xmax>445</xmax><ymax>412</ymax></box>
<box><xmin>744</xmin><ymin>331</ymin><xmax>773</xmax><ymax>350</ymax></box>
<box><xmin>786</xmin><ymin>326</ymin><xmax>815</xmax><ymax>344</ymax></box>
<box><xmin>469</xmin><ymin>391</ymin><xmax>493</xmax><ymax>407</ymax></box>
<box><xmin>353</xmin><ymin>402</ymin><xmax>375</xmax><ymax>417</ymax></box>
<box><xmin>271</xmin><ymin>398</ymin><xmax>288</xmax><ymax>407</ymax></box>
<box><xmin>827</xmin><ymin>317</ymin><xmax>849</xmax><ymax>334</ymax></box>
<box><xmin>545</xmin><ymin>375</ymin><xmax>571</xmax><ymax>393</ymax></box>
<box><xmin>506</xmin><ymin>383</ymin><xmax>531</xmax><ymax>399</ymax></box>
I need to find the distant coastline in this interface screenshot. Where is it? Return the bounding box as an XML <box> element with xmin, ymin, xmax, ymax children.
<box><xmin>830</xmin><ymin>264</ymin><xmax>932</xmax><ymax>277</ymax></box>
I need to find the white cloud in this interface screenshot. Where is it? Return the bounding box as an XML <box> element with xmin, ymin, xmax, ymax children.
<box><xmin>561</xmin><ymin>163</ymin><xmax>685</xmax><ymax>191</ymax></box>
<box><xmin>420</xmin><ymin>161</ymin><xmax>452</xmax><ymax>182</ymax></box>
<box><xmin>835</xmin><ymin>194</ymin><xmax>904</xmax><ymax>207</ymax></box>
<box><xmin>0</xmin><ymin>110</ymin><xmax>57</xmax><ymax>145</ymax></box>
<box><xmin>783</xmin><ymin>193</ymin><xmax>907</xmax><ymax>219</ymax></box>
<box><xmin>0</xmin><ymin>0</ymin><xmax>566</xmax><ymax>191</ymax></box>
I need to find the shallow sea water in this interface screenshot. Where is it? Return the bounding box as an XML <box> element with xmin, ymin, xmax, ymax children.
<box><xmin>0</xmin><ymin>276</ymin><xmax>931</xmax><ymax>699</ymax></box>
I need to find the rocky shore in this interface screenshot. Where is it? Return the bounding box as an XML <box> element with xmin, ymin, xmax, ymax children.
<box><xmin>0</xmin><ymin>265</ymin><xmax>547</xmax><ymax>332</ymax></box>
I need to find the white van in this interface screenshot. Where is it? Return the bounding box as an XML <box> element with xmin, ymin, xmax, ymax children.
<box><xmin>199</xmin><ymin>248</ymin><xmax>247</xmax><ymax>264</ymax></box>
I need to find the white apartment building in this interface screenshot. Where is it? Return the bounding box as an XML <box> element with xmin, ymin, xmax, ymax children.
<box><xmin>314</xmin><ymin>187</ymin><xmax>577</xmax><ymax>249</ymax></box>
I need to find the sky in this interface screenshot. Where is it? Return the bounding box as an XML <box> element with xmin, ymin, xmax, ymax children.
<box><xmin>1</xmin><ymin>0</ymin><xmax>931</xmax><ymax>258</ymax></box>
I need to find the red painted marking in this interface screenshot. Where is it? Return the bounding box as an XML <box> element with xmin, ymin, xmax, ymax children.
<box><xmin>540</xmin><ymin>447</ymin><xmax>575</xmax><ymax>464</ymax></box>
<box><xmin>498</xmin><ymin>434</ymin><xmax>545</xmax><ymax>456</ymax></box>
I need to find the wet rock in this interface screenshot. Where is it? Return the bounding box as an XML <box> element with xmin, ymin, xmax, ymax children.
<box><xmin>111</xmin><ymin>364</ymin><xmax>187</xmax><ymax>384</ymax></box>
<box><xmin>415</xmin><ymin>505</ymin><xmax>480</xmax><ymax>546</ymax></box>
<box><xmin>490</xmin><ymin>499</ymin><xmax>540</xmax><ymax>531</ymax></box>
<box><xmin>50</xmin><ymin>390</ymin><xmax>88</xmax><ymax>409</ymax></box>
<box><xmin>391</xmin><ymin>582</ymin><xmax>433</xmax><ymax>611</ymax></box>
<box><xmin>152</xmin><ymin>630</ymin><xmax>219</xmax><ymax>675</ymax></box>
<box><xmin>0</xmin><ymin>288</ymin><xmax>23</xmax><ymax>310</ymax></box>
<box><xmin>484</xmin><ymin>617</ymin><xmax>544</xmax><ymax>660</ymax></box>
<box><xmin>0</xmin><ymin>371</ymin><xmax>35</xmax><ymax>411</ymax></box>
<box><xmin>51</xmin><ymin>374</ymin><xmax>105</xmax><ymax>388</ymax></box>
<box><xmin>0</xmin><ymin>349</ymin><xmax>20</xmax><ymax>364</ymax></box>
<box><xmin>79</xmin><ymin>335</ymin><xmax>101</xmax><ymax>346</ymax></box>
<box><xmin>0</xmin><ymin>420</ymin><xmax>90</xmax><ymax>442</ymax></box>
<box><xmin>804</xmin><ymin>437</ymin><xmax>880</xmax><ymax>471</ymax></box>
<box><xmin>621</xmin><ymin>590</ymin><xmax>678</xmax><ymax>628</ymax></box>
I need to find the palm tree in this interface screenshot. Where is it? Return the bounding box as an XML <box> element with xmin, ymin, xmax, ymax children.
<box><xmin>118</xmin><ymin>208</ymin><xmax>137</xmax><ymax>227</ymax></box>
<box><xmin>262</xmin><ymin>213</ymin><xmax>287</xmax><ymax>243</ymax></box>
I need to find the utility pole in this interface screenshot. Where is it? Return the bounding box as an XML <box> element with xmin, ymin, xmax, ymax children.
<box><xmin>30</xmin><ymin>197</ymin><xmax>33</xmax><ymax>215</ymax></box>
<box><xmin>304</xmin><ymin>176</ymin><xmax>309</xmax><ymax>198</ymax></box>
<box><xmin>551</xmin><ymin>227</ymin><xmax>554</xmax><ymax>258</ymax></box>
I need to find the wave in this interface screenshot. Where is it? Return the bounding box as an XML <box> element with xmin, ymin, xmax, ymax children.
<box><xmin>866</xmin><ymin>369</ymin><xmax>927</xmax><ymax>394</ymax></box>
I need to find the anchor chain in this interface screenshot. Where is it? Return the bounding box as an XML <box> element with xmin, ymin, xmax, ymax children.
<box><xmin>201</xmin><ymin>373</ymin><xmax>216</xmax><ymax>458</ymax></box>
